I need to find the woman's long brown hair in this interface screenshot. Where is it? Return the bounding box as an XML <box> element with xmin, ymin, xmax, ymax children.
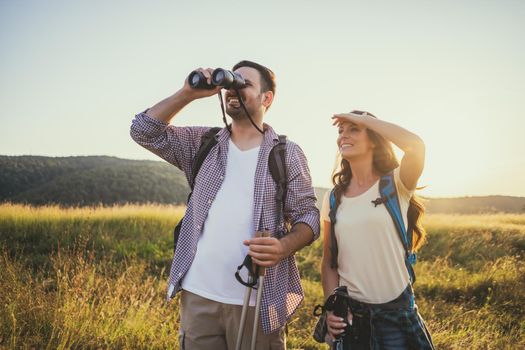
<box><xmin>332</xmin><ymin>114</ymin><xmax>427</xmax><ymax>251</ymax></box>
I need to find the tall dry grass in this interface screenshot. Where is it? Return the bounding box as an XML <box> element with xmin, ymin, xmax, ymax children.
<box><xmin>1</xmin><ymin>250</ymin><xmax>179</xmax><ymax>349</ymax></box>
<box><xmin>1</xmin><ymin>203</ymin><xmax>524</xmax><ymax>349</ymax></box>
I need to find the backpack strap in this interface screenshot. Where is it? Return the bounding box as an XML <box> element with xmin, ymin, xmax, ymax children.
<box><xmin>189</xmin><ymin>127</ymin><xmax>222</xmax><ymax>190</ymax></box>
<box><xmin>268</xmin><ymin>135</ymin><xmax>288</xmax><ymax>233</ymax></box>
<box><xmin>379</xmin><ymin>172</ymin><xmax>417</xmax><ymax>287</ymax></box>
<box><xmin>173</xmin><ymin>127</ymin><xmax>221</xmax><ymax>252</ymax></box>
<box><xmin>328</xmin><ymin>189</ymin><xmax>339</xmax><ymax>269</ymax></box>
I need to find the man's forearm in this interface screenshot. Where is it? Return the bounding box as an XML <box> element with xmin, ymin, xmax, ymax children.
<box><xmin>244</xmin><ymin>222</ymin><xmax>315</xmax><ymax>267</ymax></box>
<box><xmin>146</xmin><ymin>89</ymin><xmax>194</xmax><ymax>124</ymax></box>
<box><xmin>280</xmin><ymin>222</ymin><xmax>315</xmax><ymax>256</ymax></box>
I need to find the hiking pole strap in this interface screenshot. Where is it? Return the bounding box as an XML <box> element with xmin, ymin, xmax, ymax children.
<box><xmin>234</xmin><ymin>230</ymin><xmax>271</xmax><ymax>288</ymax></box>
<box><xmin>235</xmin><ymin>255</ymin><xmax>259</xmax><ymax>288</ymax></box>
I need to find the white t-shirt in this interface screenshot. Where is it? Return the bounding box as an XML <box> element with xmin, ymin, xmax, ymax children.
<box><xmin>320</xmin><ymin>168</ymin><xmax>413</xmax><ymax>303</ymax></box>
<box><xmin>181</xmin><ymin>140</ymin><xmax>260</xmax><ymax>306</ymax></box>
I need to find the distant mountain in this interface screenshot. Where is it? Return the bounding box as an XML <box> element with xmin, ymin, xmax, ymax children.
<box><xmin>314</xmin><ymin>188</ymin><xmax>525</xmax><ymax>214</ymax></box>
<box><xmin>1</xmin><ymin>156</ymin><xmax>524</xmax><ymax>213</ymax></box>
<box><xmin>424</xmin><ymin>195</ymin><xmax>525</xmax><ymax>214</ymax></box>
<box><xmin>0</xmin><ymin>155</ymin><xmax>189</xmax><ymax>206</ymax></box>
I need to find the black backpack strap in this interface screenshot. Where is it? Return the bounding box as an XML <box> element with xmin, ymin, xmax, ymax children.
<box><xmin>174</xmin><ymin>127</ymin><xmax>221</xmax><ymax>252</ymax></box>
<box><xmin>189</xmin><ymin>127</ymin><xmax>222</xmax><ymax>190</ymax></box>
<box><xmin>268</xmin><ymin>135</ymin><xmax>288</xmax><ymax>233</ymax></box>
<box><xmin>328</xmin><ymin>189</ymin><xmax>339</xmax><ymax>269</ymax></box>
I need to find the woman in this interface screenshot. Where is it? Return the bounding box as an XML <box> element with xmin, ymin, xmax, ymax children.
<box><xmin>320</xmin><ymin>110</ymin><xmax>434</xmax><ymax>349</ymax></box>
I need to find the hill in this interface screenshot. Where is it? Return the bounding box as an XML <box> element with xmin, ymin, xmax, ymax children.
<box><xmin>315</xmin><ymin>188</ymin><xmax>525</xmax><ymax>214</ymax></box>
<box><xmin>0</xmin><ymin>155</ymin><xmax>189</xmax><ymax>206</ymax></box>
<box><xmin>1</xmin><ymin>155</ymin><xmax>524</xmax><ymax>213</ymax></box>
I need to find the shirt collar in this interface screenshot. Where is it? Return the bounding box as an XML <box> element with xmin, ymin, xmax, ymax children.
<box><xmin>215</xmin><ymin>123</ymin><xmax>280</xmax><ymax>149</ymax></box>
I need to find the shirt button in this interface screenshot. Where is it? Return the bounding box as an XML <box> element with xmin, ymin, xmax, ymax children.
<box><xmin>207</xmin><ymin>199</ymin><xmax>212</xmax><ymax>204</ymax></box>
<box><xmin>219</xmin><ymin>176</ymin><xmax>224</xmax><ymax>180</ymax></box>
<box><xmin>178</xmin><ymin>272</ymin><xmax>182</xmax><ymax>277</ymax></box>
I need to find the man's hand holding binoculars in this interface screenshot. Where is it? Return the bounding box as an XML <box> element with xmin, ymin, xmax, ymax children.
<box><xmin>182</xmin><ymin>67</ymin><xmax>222</xmax><ymax>100</ymax></box>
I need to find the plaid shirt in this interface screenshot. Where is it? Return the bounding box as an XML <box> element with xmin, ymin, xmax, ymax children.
<box><xmin>370</xmin><ymin>306</ymin><xmax>435</xmax><ymax>350</ymax></box>
<box><xmin>130</xmin><ymin>112</ymin><xmax>320</xmax><ymax>334</ymax></box>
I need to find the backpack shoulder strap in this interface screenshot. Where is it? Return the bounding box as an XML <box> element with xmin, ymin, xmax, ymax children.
<box><xmin>379</xmin><ymin>173</ymin><xmax>408</xmax><ymax>249</ymax></box>
<box><xmin>328</xmin><ymin>189</ymin><xmax>339</xmax><ymax>269</ymax></box>
<box><xmin>268</xmin><ymin>135</ymin><xmax>288</xmax><ymax>231</ymax></box>
<box><xmin>268</xmin><ymin>135</ymin><xmax>288</xmax><ymax>204</ymax></box>
<box><xmin>174</xmin><ymin>127</ymin><xmax>221</xmax><ymax>253</ymax></box>
<box><xmin>329</xmin><ymin>189</ymin><xmax>337</xmax><ymax>211</ymax></box>
<box><xmin>379</xmin><ymin>172</ymin><xmax>417</xmax><ymax>284</ymax></box>
<box><xmin>190</xmin><ymin>127</ymin><xmax>222</xmax><ymax>190</ymax></box>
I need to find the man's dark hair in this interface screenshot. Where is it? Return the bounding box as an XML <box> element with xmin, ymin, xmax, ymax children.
<box><xmin>233</xmin><ymin>60</ymin><xmax>276</xmax><ymax>95</ymax></box>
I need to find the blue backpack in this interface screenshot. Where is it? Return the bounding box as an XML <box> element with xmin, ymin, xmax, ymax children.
<box><xmin>328</xmin><ymin>172</ymin><xmax>417</xmax><ymax>286</ymax></box>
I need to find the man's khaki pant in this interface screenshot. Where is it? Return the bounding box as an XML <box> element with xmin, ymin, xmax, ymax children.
<box><xmin>179</xmin><ymin>290</ymin><xmax>286</xmax><ymax>350</ymax></box>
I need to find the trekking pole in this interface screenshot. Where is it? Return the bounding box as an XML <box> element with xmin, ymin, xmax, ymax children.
<box><xmin>235</xmin><ymin>274</ymin><xmax>254</xmax><ymax>350</ymax></box>
<box><xmin>235</xmin><ymin>230</ymin><xmax>267</xmax><ymax>350</ymax></box>
<box><xmin>250</xmin><ymin>230</ymin><xmax>270</xmax><ymax>350</ymax></box>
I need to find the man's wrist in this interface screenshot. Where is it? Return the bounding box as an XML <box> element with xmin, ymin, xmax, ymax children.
<box><xmin>278</xmin><ymin>238</ymin><xmax>291</xmax><ymax>259</ymax></box>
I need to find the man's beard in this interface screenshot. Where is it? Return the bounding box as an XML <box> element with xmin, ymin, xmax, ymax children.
<box><xmin>226</xmin><ymin>103</ymin><xmax>252</xmax><ymax>121</ymax></box>
<box><xmin>225</xmin><ymin>93</ymin><xmax>260</xmax><ymax>121</ymax></box>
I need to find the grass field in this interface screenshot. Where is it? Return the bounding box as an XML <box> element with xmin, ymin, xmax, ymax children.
<box><xmin>1</xmin><ymin>203</ymin><xmax>524</xmax><ymax>349</ymax></box>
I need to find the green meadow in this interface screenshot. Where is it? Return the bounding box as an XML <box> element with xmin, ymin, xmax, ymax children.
<box><xmin>1</xmin><ymin>204</ymin><xmax>524</xmax><ymax>349</ymax></box>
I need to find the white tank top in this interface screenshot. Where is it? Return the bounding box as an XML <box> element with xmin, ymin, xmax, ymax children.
<box><xmin>321</xmin><ymin>168</ymin><xmax>412</xmax><ymax>303</ymax></box>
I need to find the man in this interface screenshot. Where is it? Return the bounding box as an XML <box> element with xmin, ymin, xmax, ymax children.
<box><xmin>130</xmin><ymin>60</ymin><xmax>319</xmax><ymax>349</ymax></box>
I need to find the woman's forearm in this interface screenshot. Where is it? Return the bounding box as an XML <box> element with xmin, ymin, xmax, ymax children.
<box><xmin>321</xmin><ymin>259</ymin><xmax>339</xmax><ymax>300</ymax></box>
<box><xmin>321</xmin><ymin>219</ymin><xmax>339</xmax><ymax>299</ymax></box>
<box><xmin>361</xmin><ymin>115</ymin><xmax>425</xmax><ymax>155</ymax></box>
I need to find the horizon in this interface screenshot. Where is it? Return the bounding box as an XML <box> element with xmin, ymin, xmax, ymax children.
<box><xmin>2</xmin><ymin>153</ymin><xmax>524</xmax><ymax>200</ymax></box>
<box><xmin>1</xmin><ymin>1</ymin><xmax>524</xmax><ymax>197</ymax></box>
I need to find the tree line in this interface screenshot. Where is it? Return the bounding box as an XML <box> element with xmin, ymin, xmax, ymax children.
<box><xmin>0</xmin><ymin>155</ymin><xmax>190</xmax><ymax>206</ymax></box>
<box><xmin>1</xmin><ymin>155</ymin><xmax>524</xmax><ymax>212</ymax></box>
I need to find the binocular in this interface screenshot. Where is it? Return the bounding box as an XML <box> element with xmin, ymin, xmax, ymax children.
<box><xmin>188</xmin><ymin>68</ymin><xmax>246</xmax><ymax>90</ymax></box>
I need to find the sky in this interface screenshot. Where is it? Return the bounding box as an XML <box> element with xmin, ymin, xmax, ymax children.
<box><xmin>1</xmin><ymin>0</ymin><xmax>524</xmax><ymax>197</ymax></box>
